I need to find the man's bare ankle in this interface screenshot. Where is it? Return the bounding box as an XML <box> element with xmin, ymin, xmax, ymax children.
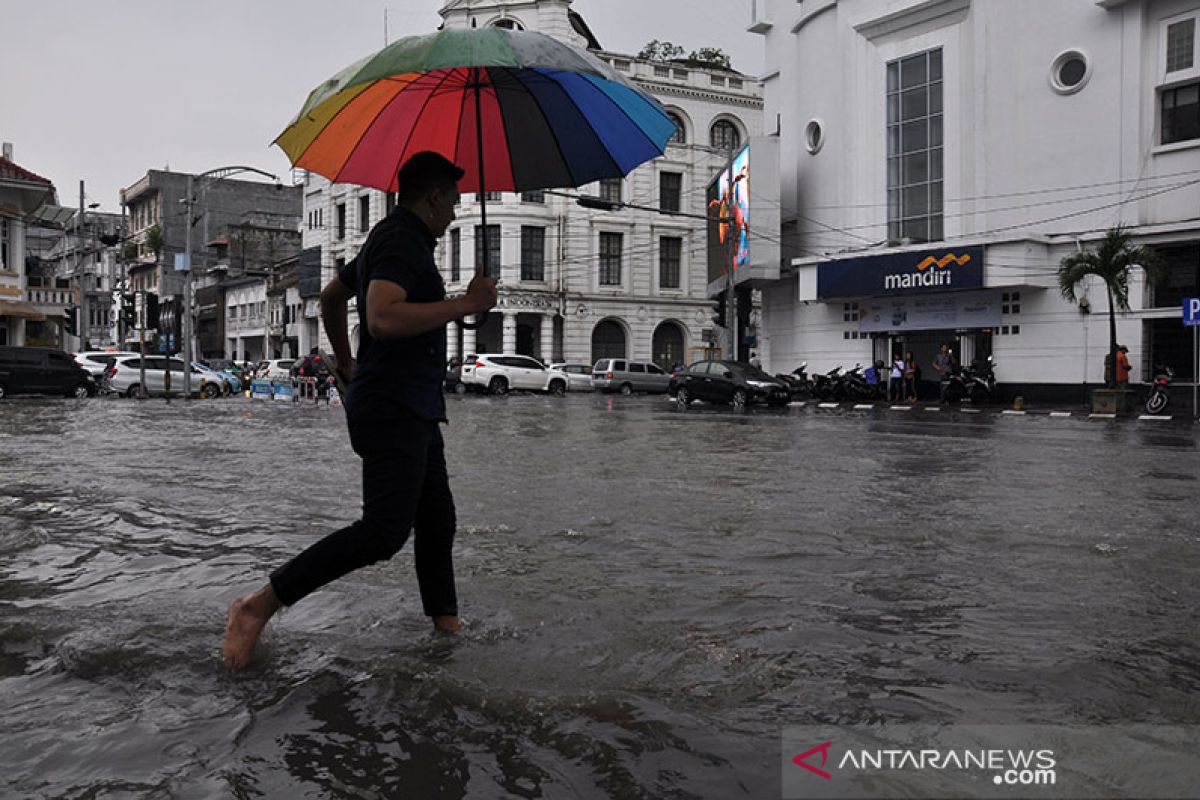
<box><xmin>432</xmin><ymin>614</ymin><xmax>460</xmax><ymax>632</ymax></box>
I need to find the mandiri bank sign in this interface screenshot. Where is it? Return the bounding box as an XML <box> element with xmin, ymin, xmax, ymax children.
<box><xmin>817</xmin><ymin>245</ymin><xmax>984</xmax><ymax>299</ymax></box>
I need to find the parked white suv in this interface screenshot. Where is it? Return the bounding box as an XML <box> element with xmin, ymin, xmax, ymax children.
<box><xmin>74</xmin><ymin>350</ymin><xmax>139</xmax><ymax>378</ymax></box>
<box><xmin>461</xmin><ymin>354</ymin><xmax>568</xmax><ymax>396</ymax></box>
<box><xmin>104</xmin><ymin>355</ymin><xmax>225</xmax><ymax>398</ymax></box>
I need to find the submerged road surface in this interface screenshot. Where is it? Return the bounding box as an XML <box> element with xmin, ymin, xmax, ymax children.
<box><xmin>1</xmin><ymin>395</ymin><xmax>1198</xmax><ymax>798</ymax></box>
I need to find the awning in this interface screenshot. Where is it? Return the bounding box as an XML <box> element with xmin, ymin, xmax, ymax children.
<box><xmin>0</xmin><ymin>299</ymin><xmax>47</xmax><ymax>321</ymax></box>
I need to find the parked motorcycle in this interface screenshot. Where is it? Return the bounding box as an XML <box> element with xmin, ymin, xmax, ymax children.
<box><xmin>776</xmin><ymin>363</ymin><xmax>812</xmax><ymax>400</ymax></box>
<box><xmin>811</xmin><ymin>366</ymin><xmax>842</xmax><ymax>401</ymax></box>
<box><xmin>964</xmin><ymin>356</ymin><xmax>997</xmax><ymax>405</ymax></box>
<box><xmin>1144</xmin><ymin>365</ymin><xmax>1174</xmax><ymax>414</ymax></box>
<box><xmin>836</xmin><ymin>364</ymin><xmax>874</xmax><ymax>401</ymax></box>
<box><xmin>940</xmin><ymin>356</ymin><xmax>997</xmax><ymax>404</ymax></box>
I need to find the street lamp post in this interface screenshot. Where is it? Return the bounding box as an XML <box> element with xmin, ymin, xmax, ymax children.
<box><xmin>181</xmin><ymin>166</ymin><xmax>279</xmax><ymax>398</ymax></box>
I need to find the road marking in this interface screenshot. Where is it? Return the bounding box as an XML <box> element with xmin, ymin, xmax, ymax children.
<box><xmin>854</xmin><ymin>404</ymin><xmax>874</xmax><ymax>410</ymax></box>
<box><xmin>818</xmin><ymin>402</ymin><xmax>840</xmax><ymax>409</ymax></box>
<box><xmin>889</xmin><ymin>405</ymin><xmax>912</xmax><ymax>411</ymax></box>
<box><xmin>923</xmin><ymin>406</ymin><xmax>940</xmax><ymax>412</ymax></box>
<box><xmin>1138</xmin><ymin>415</ymin><xmax>1173</xmax><ymax>421</ymax></box>
<box><xmin>1002</xmin><ymin>410</ymin><xmax>1027</xmax><ymax>416</ymax></box>
<box><xmin>1089</xmin><ymin>413</ymin><xmax>1117</xmax><ymax>419</ymax></box>
<box><xmin>1049</xmin><ymin>412</ymin><xmax>1072</xmax><ymax>418</ymax></box>
<box><xmin>961</xmin><ymin>408</ymin><xmax>981</xmax><ymax>413</ymax></box>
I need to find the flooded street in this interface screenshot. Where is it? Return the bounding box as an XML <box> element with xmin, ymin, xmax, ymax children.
<box><xmin>1</xmin><ymin>395</ymin><xmax>1198</xmax><ymax>798</ymax></box>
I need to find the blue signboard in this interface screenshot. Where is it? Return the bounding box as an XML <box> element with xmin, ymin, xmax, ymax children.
<box><xmin>817</xmin><ymin>245</ymin><xmax>985</xmax><ymax>299</ymax></box>
<box><xmin>1184</xmin><ymin>297</ymin><xmax>1200</xmax><ymax>327</ymax></box>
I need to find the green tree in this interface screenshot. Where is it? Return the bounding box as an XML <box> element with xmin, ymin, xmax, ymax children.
<box><xmin>638</xmin><ymin>40</ymin><xmax>685</xmax><ymax>62</ymax></box>
<box><xmin>688</xmin><ymin>47</ymin><xmax>732</xmax><ymax>71</ymax></box>
<box><xmin>1057</xmin><ymin>226</ymin><xmax>1166</xmax><ymax>387</ymax></box>
<box><xmin>145</xmin><ymin>224</ymin><xmax>163</xmax><ymax>260</ymax></box>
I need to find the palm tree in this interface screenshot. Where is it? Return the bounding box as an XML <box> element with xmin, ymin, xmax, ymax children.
<box><xmin>1058</xmin><ymin>226</ymin><xmax>1165</xmax><ymax>388</ymax></box>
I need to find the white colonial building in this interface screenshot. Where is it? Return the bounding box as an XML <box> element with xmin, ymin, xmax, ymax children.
<box><xmin>300</xmin><ymin>0</ymin><xmax>763</xmax><ymax>369</ymax></box>
<box><xmin>750</xmin><ymin>0</ymin><xmax>1200</xmax><ymax>402</ymax></box>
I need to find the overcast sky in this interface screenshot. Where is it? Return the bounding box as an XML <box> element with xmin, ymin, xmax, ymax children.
<box><xmin>2</xmin><ymin>0</ymin><xmax>764</xmax><ymax>212</ymax></box>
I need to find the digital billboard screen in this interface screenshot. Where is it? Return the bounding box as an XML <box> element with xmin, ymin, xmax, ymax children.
<box><xmin>707</xmin><ymin>144</ymin><xmax>750</xmax><ymax>284</ymax></box>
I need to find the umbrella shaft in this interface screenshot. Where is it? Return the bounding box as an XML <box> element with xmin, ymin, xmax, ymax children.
<box><xmin>475</xmin><ymin>72</ymin><xmax>489</xmax><ymax>278</ymax></box>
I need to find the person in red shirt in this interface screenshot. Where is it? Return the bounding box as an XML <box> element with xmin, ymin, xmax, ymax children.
<box><xmin>1115</xmin><ymin>345</ymin><xmax>1132</xmax><ymax>387</ymax></box>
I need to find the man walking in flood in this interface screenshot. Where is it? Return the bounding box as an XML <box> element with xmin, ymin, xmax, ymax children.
<box><xmin>222</xmin><ymin>152</ymin><xmax>497</xmax><ymax>669</ymax></box>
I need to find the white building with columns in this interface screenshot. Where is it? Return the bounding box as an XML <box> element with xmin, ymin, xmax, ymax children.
<box><xmin>300</xmin><ymin>0</ymin><xmax>763</xmax><ymax>369</ymax></box>
<box><xmin>749</xmin><ymin>0</ymin><xmax>1200</xmax><ymax>402</ymax></box>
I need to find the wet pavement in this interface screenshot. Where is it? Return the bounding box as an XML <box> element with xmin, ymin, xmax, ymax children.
<box><xmin>1</xmin><ymin>393</ymin><xmax>1198</xmax><ymax>798</ymax></box>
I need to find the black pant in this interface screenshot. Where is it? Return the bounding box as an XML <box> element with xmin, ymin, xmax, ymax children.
<box><xmin>269</xmin><ymin>415</ymin><xmax>457</xmax><ymax>617</ymax></box>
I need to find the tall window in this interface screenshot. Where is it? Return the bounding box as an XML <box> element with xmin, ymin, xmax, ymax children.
<box><xmin>520</xmin><ymin>190</ymin><xmax>545</xmax><ymax>203</ymax></box>
<box><xmin>0</xmin><ymin>219</ymin><xmax>8</xmax><ymax>271</ymax></box>
<box><xmin>667</xmin><ymin>112</ymin><xmax>687</xmax><ymax>144</ymax></box>
<box><xmin>359</xmin><ymin>195</ymin><xmax>370</xmax><ymax>233</ymax></box>
<box><xmin>659</xmin><ymin>236</ymin><xmax>682</xmax><ymax>289</ymax></box>
<box><xmin>710</xmin><ymin>119</ymin><xmax>741</xmax><ymax>151</ymax></box>
<box><xmin>336</xmin><ymin>203</ymin><xmax>347</xmax><ymax>240</ymax></box>
<box><xmin>474</xmin><ymin>224</ymin><xmax>501</xmax><ymax>279</ymax></box>
<box><xmin>520</xmin><ymin>226</ymin><xmax>545</xmax><ymax>281</ymax></box>
<box><xmin>660</xmin><ymin>172</ymin><xmax>682</xmax><ymax>213</ymax></box>
<box><xmin>599</xmin><ymin>178</ymin><xmax>622</xmax><ymax>205</ymax></box>
<box><xmin>1161</xmin><ymin>14</ymin><xmax>1199</xmax><ymax>145</ymax></box>
<box><xmin>599</xmin><ymin>232</ymin><xmax>623</xmax><ymax>286</ymax></box>
<box><xmin>887</xmin><ymin>48</ymin><xmax>944</xmax><ymax>243</ymax></box>
<box><xmin>449</xmin><ymin>228</ymin><xmax>461</xmax><ymax>282</ymax></box>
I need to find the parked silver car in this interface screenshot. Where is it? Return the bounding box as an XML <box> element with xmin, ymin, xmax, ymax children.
<box><xmin>104</xmin><ymin>355</ymin><xmax>225</xmax><ymax>398</ymax></box>
<box><xmin>591</xmin><ymin>358</ymin><xmax>672</xmax><ymax>394</ymax></box>
<box><xmin>547</xmin><ymin>363</ymin><xmax>595</xmax><ymax>392</ymax></box>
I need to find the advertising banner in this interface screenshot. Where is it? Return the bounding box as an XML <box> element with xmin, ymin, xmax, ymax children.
<box><xmin>858</xmin><ymin>290</ymin><xmax>1002</xmax><ymax>333</ymax></box>
<box><xmin>707</xmin><ymin>144</ymin><xmax>750</xmax><ymax>283</ymax></box>
<box><xmin>818</xmin><ymin>245</ymin><xmax>984</xmax><ymax>299</ymax></box>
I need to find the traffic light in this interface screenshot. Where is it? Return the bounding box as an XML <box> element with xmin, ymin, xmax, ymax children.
<box><xmin>709</xmin><ymin>291</ymin><xmax>727</xmax><ymax>328</ymax></box>
<box><xmin>121</xmin><ymin>293</ymin><xmax>136</xmax><ymax>330</ymax></box>
<box><xmin>62</xmin><ymin>305</ymin><xmax>78</xmax><ymax>336</ymax></box>
<box><xmin>144</xmin><ymin>293</ymin><xmax>160</xmax><ymax>330</ymax></box>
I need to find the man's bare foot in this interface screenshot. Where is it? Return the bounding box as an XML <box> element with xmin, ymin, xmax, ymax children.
<box><xmin>222</xmin><ymin>585</ymin><xmax>282</xmax><ymax>669</ymax></box>
<box><xmin>432</xmin><ymin>614</ymin><xmax>461</xmax><ymax>633</ymax></box>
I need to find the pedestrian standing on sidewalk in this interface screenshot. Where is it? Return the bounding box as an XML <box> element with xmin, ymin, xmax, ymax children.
<box><xmin>1115</xmin><ymin>345</ymin><xmax>1132</xmax><ymax>388</ymax></box>
<box><xmin>904</xmin><ymin>350</ymin><xmax>918</xmax><ymax>402</ymax></box>
<box><xmin>889</xmin><ymin>353</ymin><xmax>905</xmax><ymax>402</ymax></box>
<box><xmin>222</xmin><ymin>152</ymin><xmax>498</xmax><ymax>669</ymax></box>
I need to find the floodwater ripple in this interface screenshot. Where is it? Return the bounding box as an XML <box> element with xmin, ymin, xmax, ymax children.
<box><xmin>1</xmin><ymin>395</ymin><xmax>1198</xmax><ymax>797</ymax></box>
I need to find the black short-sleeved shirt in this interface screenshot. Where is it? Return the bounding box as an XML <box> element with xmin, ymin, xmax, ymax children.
<box><xmin>338</xmin><ymin>207</ymin><xmax>447</xmax><ymax>424</ymax></box>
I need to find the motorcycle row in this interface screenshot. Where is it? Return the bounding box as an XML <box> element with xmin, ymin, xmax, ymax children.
<box><xmin>775</xmin><ymin>356</ymin><xmax>999</xmax><ymax>405</ymax></box>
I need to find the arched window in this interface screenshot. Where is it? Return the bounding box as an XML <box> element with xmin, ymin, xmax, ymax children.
<box><xmin>710</xmin><ymin>119</ymin><xmax>741</xmax><ymax>151</ymax></box>
<box><xmin>591</xmin><ymin>319</ymin><xmax>627</xmax><ymax>362</ymax></box>
<box><xmin>667</xmin><ymin>112</ymin><xmax>687</xmax><ymax>145</ymax></box>
<box><xmin>492</xmin><ymin>18</ymin><xmax>523</xmax><ymax>30</ymax></box>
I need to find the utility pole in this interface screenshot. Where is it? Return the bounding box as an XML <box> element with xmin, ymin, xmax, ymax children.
<box><xmin>77</xmin><ymin>181</ymin><xmax>86</xmax><ymax>351</ymax></box>
<box><xmin>181</xmin><ymin>166</ymin><xmax>280</xmax><ymax>401</ymax></box>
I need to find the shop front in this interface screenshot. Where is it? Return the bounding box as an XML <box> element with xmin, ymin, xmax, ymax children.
<box><xmin>817</xmin><ymin>245</ymin><xmax>998</xmax><ymax>377</ymax></box>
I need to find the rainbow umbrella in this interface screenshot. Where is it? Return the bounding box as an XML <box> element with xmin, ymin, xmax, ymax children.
<box><xmin>274</xmin><ymin>27</ymin><xmax>676</xmax><ymax>195</ymax></box>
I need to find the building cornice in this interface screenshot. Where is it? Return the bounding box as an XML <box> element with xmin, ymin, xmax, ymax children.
<box><xmin>853</xmin><ymin>0</ymin><xmax>971</xmax><ymax>42</ymax></box>
<box><xmin>635</xmin><ymin>81</ymin><xmax>764</xmax><ymax>108</ymax></box>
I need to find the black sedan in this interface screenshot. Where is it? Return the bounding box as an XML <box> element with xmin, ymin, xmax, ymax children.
<box><xmin>669</xmin><ymin>360</ymin><xmax>791</xmax><ymax>410</ymax></box>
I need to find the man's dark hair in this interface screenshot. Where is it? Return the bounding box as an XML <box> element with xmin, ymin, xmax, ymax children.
<box><xmin>396</xmin><ymin>152</ymin><xmax>465</xmax><ymax>205</ymax></box>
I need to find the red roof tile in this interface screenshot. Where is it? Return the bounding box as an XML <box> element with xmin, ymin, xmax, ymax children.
<box><xmin>0</xmin><ymin>157</ymin><xmax>53</xmax><ymax>186</ymax></box>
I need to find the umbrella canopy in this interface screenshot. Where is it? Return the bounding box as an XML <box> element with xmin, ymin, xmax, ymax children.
<box><xmin>275</xmin><ymin>27</ymin><xmax>677</xmax><ymax>194</ymax></box>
